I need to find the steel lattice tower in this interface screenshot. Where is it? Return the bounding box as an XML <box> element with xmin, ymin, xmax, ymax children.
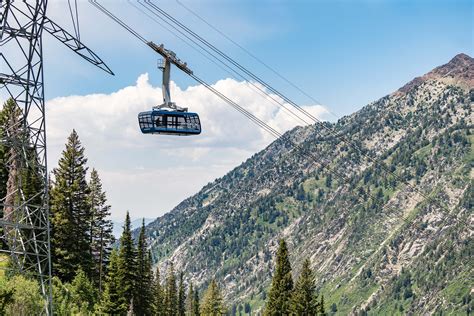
<box><xmin>0</xmin><ymin>0</ymin><xmax>52</xmax><ymax>313</ymax></box>
<box><xmin>0</xmin><ymin>1</ymin><xmax>112</xmax><ymax>314</ymax></box>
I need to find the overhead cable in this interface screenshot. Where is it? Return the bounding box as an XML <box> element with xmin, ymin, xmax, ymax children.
<box><xmin>139</xmin><ymin>0</ymin><xmax>454</xmax><ymax>213</ymax></box>
<box><xmin>91</xmin><ymin>0</ymin><xmax>461</xmax><ymax>228</ymax></box>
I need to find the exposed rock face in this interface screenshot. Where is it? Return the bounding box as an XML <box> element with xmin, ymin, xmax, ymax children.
<box><xmin>397</xmin><ymin>53</ymin><xmax>473</xmax><ymax>94</ymax></box>
<box><xmin>142</xmin><ymin>54</ymin><xmax>473</xmax><ymax>314</ymax></box>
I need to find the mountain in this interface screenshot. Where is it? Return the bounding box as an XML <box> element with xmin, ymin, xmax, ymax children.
<box><xmin>142</xmin><ymin>54</ymin><xmax>473</xmax><ymax>314</ymax></box>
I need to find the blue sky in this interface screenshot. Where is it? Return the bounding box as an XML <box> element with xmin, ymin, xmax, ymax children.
<box><xmin>39</xmin><ymin>0</ymin><xmax>472</xmax><ymax>220</ymax></box>
<box><xmin>45</xmin><ymin>0</ymin><xmax>473</xmax><ymax>113</ymax></box>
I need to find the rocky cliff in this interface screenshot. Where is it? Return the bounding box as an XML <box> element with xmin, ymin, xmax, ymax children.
<box><xmin>143</xmin><ymin>54</ymin><xmax>473</xmax><ymax>314</ymax></box>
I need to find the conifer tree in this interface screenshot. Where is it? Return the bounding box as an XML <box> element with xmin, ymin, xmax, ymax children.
<box><xmin>88</xmin><ymin>168</ymin><xmax>114</xmax><ymax>293</ymax></box>
<box><xmin>134</xmin><ymin>220</ymin><xmax>154</xmax><ymax>315</ymax></box>
<box><xmin>185</xmin><ymin>283</ymin><xmax>198</xmax><ymax>316</ymax></box>
<box><xmin>200</xmin><ymin>279</ymin><xmax>226</xmax><ymax>316</ymax></box>
<box><xmin>0</xmin><ymin>99</ymin><xmax>22</xmax><ymax>250</ymax></box>
<box><xmin>0</xmin><ymin>99</ymin><xmax>44</xmax><ymax>255</ymax></box>
<box><xmin>164</xmin><ymin>262</ymin><xmax>178</xmax><ymax>316</ymax></box>
<box><xmin>0</xmin><ymin>100</ymin><xmax>12</xmax><ymax>215</ymax></box>
<box><xmin>118</xmin><ymin>211</ymin><xmax>136</xmax><ymax>309</ymax></box>
<box><xmin>70</xmin><ymin>268</ymin><xmax>97</xmax><ymax>314</ymax></box>
<box><xmin>99</xmin><ymin>249</ymin><xmax>128</xmax><ymax>315</ymax></box>
<box><xmin>50</xmin><ymin>130</ymin><xmax>92</xmax><ymax>282</ymax></box>
<box><xmin>290</xmin><ymin>258</ymin><xmax>319</xmax><ymax>315</ymax></box>
<box><xmin>264</xmin><ymin>239</ymin><xmax>293</xmax><ymax>316</ymax></box>
<box><xmin>153</xmin><ymin>267</ymin><xmax>165</xmax><ymax>315</ymax></box>
<box><xmin>319</xmin><ymin>295</ymin><xmax>326</xmax><ymax>315</ymax></box>
<box><xmin>178</xmin><ymin>272</ymin><xmax>186</xmax><ymax>316</ymax></box>
<box><xmin>193</xmin><ymin>288</ymin><xmax>200</xmax><ymax>316</ymax></box>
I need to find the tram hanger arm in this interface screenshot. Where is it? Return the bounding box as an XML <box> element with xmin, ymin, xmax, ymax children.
<box><xmin>42</xmin><ymin>16</ymin><xmax>115</xmax><ymax>76</ymax></box>
<box><xmin>147</xmin><ymin>41</ymin><xmax>193</xmax><ymax>75</ymax></box>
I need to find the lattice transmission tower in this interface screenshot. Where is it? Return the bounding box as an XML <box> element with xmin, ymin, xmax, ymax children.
<box><xmin>0</xmin><ymin>1</ymin><xmax>112</xmax><ymax>314</ymax></box>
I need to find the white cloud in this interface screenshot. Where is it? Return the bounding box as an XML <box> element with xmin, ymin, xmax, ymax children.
<box><xmin>46</xmin><ymin>74</ymin><xmax>328</xmax><ymax>220</ymax></box>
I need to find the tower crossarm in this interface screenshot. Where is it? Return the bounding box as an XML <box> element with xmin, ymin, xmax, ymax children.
<box><xmin>42</xmin><ymin>16</ymin><xmax>115</xmax><ymax>76</ymax></box>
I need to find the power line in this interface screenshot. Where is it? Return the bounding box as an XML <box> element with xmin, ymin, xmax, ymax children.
<box><xmin>175</xmin><ymin>0</ymin><xmax>334</xmax><ymax>115</ymax></box>
<box><xmin>140</xmin><ymin>0</ymin><xmax>454</xmax><ymax>215</ymax></box>
<box><xmin>89</xmin><ymin>0</ymin><xmax>147</xmax><ymax>44</ymax></box>
<box><xmin>90</xmin><ymin>0</ymin><xmax>466</xmax><ymax>235</ymax></box>
<box><xmin>134</xmin><ymin>0</ymin><xmax>312</xmax><ymax>126</ymax></box>
<box><xmin>92</xmin><ymin>1</ymin><xmax>382</xmax><ymax>209</ymax></box>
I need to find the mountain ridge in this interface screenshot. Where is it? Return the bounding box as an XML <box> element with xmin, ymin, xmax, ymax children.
<box><xmin>397</xmin><ymin>53</ymin><xmax>473</xmax><ymax>94</ymax></box>
<box><xmin>141</xmin><ymin>54</ymin><xmax>473</xmax><ymax>314</ymax></box>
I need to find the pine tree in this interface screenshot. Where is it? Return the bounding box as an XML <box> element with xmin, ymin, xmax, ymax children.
<box><xmin>153</xmin><ymin>267</ymin><xmax>165</xmax><ymax>315</ymax></box>
<box><xmin>264</xmin><ymin>239</ymin><xmax>294</xmax><ymax>316</ymax></box>
<box><xmin>118</xmin><ymin>211</ymin><xmax>136</xmax><ymax>310</ymax></box>
<box><xmin>0</xmin><ymin>99</ymin><xmax>22</xmax><ymax>251</ymax></box>
<box><xmin>200</xmin><ymin>279</ymin><xmax>226</xmax><ymax>316</ymax></box>
<box><xmin>134</xmin><ymin>220</ymin><xmax>154</xmax><ymax>315</ymax></box>
<box><xmin>319</xmin><ymin>295</ymin><xmax>326</xmax><ymax>315</ymax></box>
<box><xmin>0</xmin><ymin>99</ymin><xmax>44</xmax><ymax>257</ymax></box>
<box><xmin>70</xmin><ymin>268</ymin><xmax>97</xmax><ymax>314</ymax></box>
<box><xmin>0</xmin><ymin>100</ymin><xmax>12</xmax><ymax>224</ymax></box>
<box><xmin>185</xmin><ymin>283</ymin><xmax>197</xmax><ymax>316</ymax></box>
<box><xmin>193</xmin><ymin>289</ymin><xmax>200</xmax><ymax>316</ymax></box>
<box><xmin>164</xmin><ymin>262</ymin><xmax>178</xmax><ymax>316</ymax></box>
<box><xmin>50</xmin><ymin>130</ymin><xmax>92</xmax><ymax>282</ymax></box>
<box><xmin>88</xmin><ymin>168</ymin><xmax>114</xmax><ymax>293</ymax></box>
<box><xmin>290</xmin><ymin>258</ymin><xmax>319</xmax><ymax>315</ymax></box>
<box><xmin>178</xmin><ymin>272</ymin><xmax>186</xmax><ymax>316</ymax></box>
<box><xmin>99</xmin><ymin>249</ymin><xmax>128</xmax><ymax>315</ymax></box>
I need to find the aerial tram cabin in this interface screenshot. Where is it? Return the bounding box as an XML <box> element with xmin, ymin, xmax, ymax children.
<box><xmin>138</xmin><ymin>47</ymin><xmax>201</xmax><ymax>136</ymax></box>
<box><xmin>138</xmin><ymin>109</ymin><xmax>201</xmax><ymax>135</ymax></box>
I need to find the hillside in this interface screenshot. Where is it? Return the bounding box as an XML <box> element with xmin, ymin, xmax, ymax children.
<box><xmin>142</xmin><ymin>54</ymin><xmax>473</xmax><ymax>314</ymax></box>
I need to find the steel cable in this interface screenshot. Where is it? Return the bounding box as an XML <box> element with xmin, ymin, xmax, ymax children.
<box><xmin>90</xmin><ymin>0</ymin><xmax>468</xmax><ymax>235</ymax></box>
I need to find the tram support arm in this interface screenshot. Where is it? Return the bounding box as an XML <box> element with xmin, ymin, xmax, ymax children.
<box><xmin>162</xmin><ymin>58</ymin><xmax>171</xmax><ymax>105</ymax></box>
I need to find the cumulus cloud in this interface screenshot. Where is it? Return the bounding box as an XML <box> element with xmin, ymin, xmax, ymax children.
<box><xmin>46</xmin><ymin>75</ymin><xmax>328</xmax><ymax>219</ymax></box>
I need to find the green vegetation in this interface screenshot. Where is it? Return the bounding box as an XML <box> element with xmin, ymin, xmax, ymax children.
<box><xmin>265</xmin><ymin>239</ymin><xmax>294</xmax><ymax>315</ymax></box>
<box><xmin>142</xmin><ymin>77</ymin><xmax>473</xmax><ymax>313</ymax></box>
<box><xmin>200</xmin><ymin>279</ymin><xmax>226</xmax><ymax>315</ymax></box>
<box><xmin>264</xmin><ymin>239</ymin><xmax>326</xmax><ymax>315</ymax></box>
<box><xmin>0</xmin><ymin>275</ymin><xmax>44</xmax><ymax>315</ymax></box>
<box><xmin>291</xmin><ymin>258</ymin><xmax>322</xmax><ymax>315</ymax></box>
<box><xmin>0</xmin><ymin>128</ymin><xmax>232</xmax><ymax>315</ymax></box>
<box><xmin>1</xmin><ymin>60</ymin><xmax>473</xmax><ymax>314</ymax></box>
<box><xmin>51</xmin><ymin>130</ymin><xmax>94</xmax><ymax>282</ymax></box>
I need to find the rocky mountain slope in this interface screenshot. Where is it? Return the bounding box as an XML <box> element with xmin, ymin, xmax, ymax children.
<box><xmin>142</xmin><ymin>54</ymin><xmax>473</xmax><ymax>314</ymax></box>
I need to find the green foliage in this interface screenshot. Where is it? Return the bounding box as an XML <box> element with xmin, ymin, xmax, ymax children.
<box><xmin>134</xmin><ymin>220</ymin><xmax>154</xmax><ymax>315</ymax></box>
<box><xmin>0</xmin><ymin>277</ymin><xmax>14</xmax><ymax>314</ymax></box>
<box><xmin>70</xmin><ymin>268</ymin><xmax>97</xmax><ymax>314</ymax></box>
<box><xmin>118</xmin><ymin>211</ymin><xmax>136</xmax><ymax>307</ymax></box>
<box><xmin>320</xmin><ymin>295</ymin><xmax>326</xmax><ymax>315</ymax></box>
<box><xmin>193</xmin><ymin>288</ymin><xmax>200</xmax><ymax>316</ymax></box>
<box><xmin>0</xmin><ymin>99</ymin><xmax>45</xmax><ymax>258</ymax></box>
<box><xmin>164</xmin><ymin>263</ymin><xmax>178</xmax><ymax>316</ymax></box>
<box><xmin>185</xmin><ymin>283</ymin><xmax>199</xmax><ymax>316</ymax></box>
<box><xmin>152</xmin><ymin>267</ymin><xmax>165</xmax><ymax>315</ymax></box>
<box><xmin>99</xmin><ymin>249</ymin><xmax>128</xmax><ymax>315</ymax></box>
<box><xmin>3</xmin><ymin>63</ymin><xmax>468</xmax><ymax>314</ymax></box>
<box><xmin>51</xmin><ymin>130</ymin><xmax>92</xmax><ymax>282</ymax></box>
<box><xmin>52</xmin><ymin>269</ymin><xmax>97</xmax><ymax>315</ymax></box>
<box><xmin>291</xmin><ymin>258</ymin><xmax>319</xmax><ymax>315</ymax></box>
<box><xmin>88</xmin><ymin>168</ymin><xmax>115</xmax><ymax>293</ymax></box>
<box><xmin>0</xmin><ymin>275</ymin><xmax>44</xmax><ymax>316</ymax></box>
<box><xmin>178</xmin><ymin>272</ymin><xmax>186</xmax><ymax>316</ymax></box>
<box><xmin>201</xmin><ymin>279</ymin><xmax>226</xmax><ymax>316</ymax></box>
<box><xmin>265</xmin><ymin>239</ymin><xmax>293</xmax><ymax>315</ymax></box>
<box><xmin>51</xmin><ymin>276</ymin><xmax>73</xmax><ymax>316</ymax></box>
